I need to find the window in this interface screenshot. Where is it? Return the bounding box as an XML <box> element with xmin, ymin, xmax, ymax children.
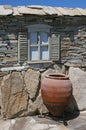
<box><xmin>18</xmin><ymin>24</ymin><xmax>60</xmax><ymax>64</ymax></box>
<box><xmin>29</xmin><ymin>32</ymin><xmax>49</xmax><ymax>61</ymax></box>
<box><xmin>28</xmin><ymin>24</ymin><xmax>51</xmax><ymax>62</ymax></box>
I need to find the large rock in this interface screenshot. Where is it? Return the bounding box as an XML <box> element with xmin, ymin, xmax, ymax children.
<box><xmin>69</xmin><ymin>67</ymin><xmax>86</xmax><ymax>111</ymax></box>
<box><xmin>34</xmin><ymin>91</ymin><xmax>49</xmax><ymax>114</ymax></box>
<box><xmin>1</xmin><ymin>72</ymin><xmax>28</xmax><ymax>119</ymax></box>
<box><xmin>0</xmin><ymin>69</ymin><xmax>46</xmax><ymax>118</ymax></box>
<box><xmin>24</xmin><ymin>69</ymin><xmax>40</xmax><ymax>100</ymax></box>
<box><xmin>0</xmin><ymin>77</ymin><xmax>2</xmax><ymax>114</ymax></box>
<box><xmin>0</xmin><ymin>72</ymin><xmax>8</xmax><ymax>112</ymax></box>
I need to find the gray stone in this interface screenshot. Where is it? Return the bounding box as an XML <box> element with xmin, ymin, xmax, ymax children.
<box><xmin>69</xmin><ymin>67</ymin><xmax>86</xmax><ymax>111</ymax></box>
<box><xmin>41</xmin><ymin>68</ymin><xmax>56</xmax><ymax>81</ymax></box>
<box><xmin>4</xmin><ymin>91</ymin><xmax>28</xmax><ymax>118</ymax></box>
<box><xmin>0</xmin><ymin>77</ymin><xmax>2</xmax><ymax>114</ymax></box>
<box><xmin>0</xmin><ymin>112</ymin><xmax>86</xmax><ymax>130</ymax></box>
<box><xmin>20</xmin><ymin>93</ymin><xmax>48</xmax><ymax>116</ymax></box>
<box><xmin>53</xmin><ymin>64</ymin><xmax>66</xmax><ymax>74</ymax></box>
<box><xmin>41</xmin><ymin>66</ymin><xmax>65</xmax><ymax>81</ymax></box>
<box><xmin>0</xmin><ymin>5</ymin><xmax>13</xmax><ymax>16</ymax></box>
<box><xmin>0</xmin><ymin>66</ymin><xmax>29</xmax><ymax>72</ymax></box>
<box><xmin>24</xmin><ymin>69</ymin><xmax>40</xmax><ymax>100</ymax></box>
<box><xmin>24</xmin><ymin>123</ymin><xmax>49</xmax><ymax>130</ymax></box>
<box><xmin>49</xmin><ymin>125</ymin><xmax>69</xmax><ymax>130</ymax></box>
<box><xmin>11</xmin><ymin>71</ymin><xmax>25</xmax><ymax>94</ymax></box>
<box><xmin>34</xmin><ymin>92</ymin><xmax>49</xmax><ymax>114</ymax></box>
<box><xmin>27</xmin><ymin>99</ymin><xmax>38</xmax><ymax>116</ymax></box>
<box><xmin>1</xmin><ymin>72</ymin><xmax>28</xmax><ymax>118</ymax></box>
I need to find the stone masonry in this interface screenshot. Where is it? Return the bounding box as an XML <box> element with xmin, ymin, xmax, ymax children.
<box><xmin>0</xmin><ymin>5</ymin><xmax>86</xmax><ymax>119</ymax></box>
<box><xmin>0</xmin><ymin>66</ymin><xmax>86</xmax><ymax>119</ymax></box>
<box><xmin>0</xmin><ymin>68</ymin><xmax>49</xmax><ymax>119</ymax></box>
<box><xmin>0</xmin><ymin>15</ymin><xmax>86</xmax><ymax>69</ymax></box>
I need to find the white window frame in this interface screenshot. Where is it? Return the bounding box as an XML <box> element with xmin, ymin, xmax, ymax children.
<box><xmin>28</xmin><ymin>24</ymin><xmax>52</xmax><ymax>62</ymax></box>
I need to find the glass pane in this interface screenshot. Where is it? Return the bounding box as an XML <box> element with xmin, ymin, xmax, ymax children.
<box><xmin>40</xmin><ymin>32</ymin><xmax>48</xmax><ymax>44</ymax></box>
<box><xmin>30</xmin><ymin>32</ymin><xmax>37</xmax><ymax>45</ymax></box>
<box><xmin>30</xmin><ymin>47</ymin><xmax>38</xmax><ymax>60</ymax></box>
<box><xmin>40</xmin><ymin>46</ymin><xmax>49</xmax><ymax>60</ymax></box>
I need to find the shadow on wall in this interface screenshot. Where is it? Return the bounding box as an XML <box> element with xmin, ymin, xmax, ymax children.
<box><xmin>64</xmin><ymin>95</ymin><xmax>80</xmax><ymax>121</ymax></box>
<box><xmin>41</xmin><ymin>95</ymin><xmax>80</xmax><ymax>126</ymax></box>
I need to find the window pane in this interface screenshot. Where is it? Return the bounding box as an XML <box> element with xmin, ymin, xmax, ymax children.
<box><xmin>40</xmin><ymin>32</ymin><xmax>48</xmax><ymax>44</ymax></box>
<box><xmin>40</xmin><ymin>46</ymin><xmax>49</xmax><ymax>60</ymax></box>
<box><xmin>30</xmin><ymin>32</ymin><xmax>37</xmax><ymax>44</ymax></box>
<box><xmin>30</xmin><ymin>47</ymin><xmax>38</xmax><ymax>60</ymax></box>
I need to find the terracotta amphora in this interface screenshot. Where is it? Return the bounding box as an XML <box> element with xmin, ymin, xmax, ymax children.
<box><xmin>41</xmin><ymin>73</ymin><xmax>72</xmax><ymax>116</ymax></box>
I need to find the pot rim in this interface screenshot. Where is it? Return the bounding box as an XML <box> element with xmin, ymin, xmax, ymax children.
<box><xmin>45</xmin><ymin>73</ymin><xmax>69</xmax><ymax>80</ymax></box>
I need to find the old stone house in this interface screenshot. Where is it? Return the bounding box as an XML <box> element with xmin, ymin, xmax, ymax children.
<box><xmin>0</xmin><ymin>5</ymin><xmax>86</xmax><ymax>70</ymax></box>
<box><xmin>0</xmin><ymin>5</ymin><xmax>86</xmax><ymax>119</ymax></box>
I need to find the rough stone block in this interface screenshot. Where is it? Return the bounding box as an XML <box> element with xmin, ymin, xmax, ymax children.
<box><xmin>69</xmin><ymin>67</ymin><xmax>86</xmax><ymax>111</ymax></box>
<box><xmin>1</xmin><ymin>72</ymin><xmax>28</xmax><ymax>118</ymax></box>
<box><xmin>24</xmin><ymin>69</ymin><xmax>40</xmax><ymax>100</ymax></box>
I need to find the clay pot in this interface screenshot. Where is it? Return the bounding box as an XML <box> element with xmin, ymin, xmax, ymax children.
<box><xmin>41</xmin><ymin>73</ymin><xmax>72</xmax><ymax>116</ymax></box>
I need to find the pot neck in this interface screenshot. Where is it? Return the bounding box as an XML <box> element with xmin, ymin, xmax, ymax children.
<box><xmin>45</xmin><ymin>73</ymin><xmax>69</xmax><ymax>80</ymax></box>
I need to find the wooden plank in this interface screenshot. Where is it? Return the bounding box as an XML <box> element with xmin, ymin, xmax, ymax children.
<box><xmin>18</xmin><ymin>31</ymin><xmax>28</xmax><ymax>63</ymax></box>
<box><xmin>50</xmin><ymin>34</ymin><xmax>60</xmax><ymax>61</ymax></box>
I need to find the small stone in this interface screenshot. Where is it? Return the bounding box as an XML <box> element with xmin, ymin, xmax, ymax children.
<box><xmin>49</xmin><ymin>127</ymin><xmax>59</xmax><ymax>130</ymax></box>
<box><xmin>29</xmin><ymin>118</ymin><xmax>36</xmax><ymax>124</ymax></box>
<box><xmin>29</xmin><ymin>123</ymin><xmax>49</xmax><ymax>130</ymax></box>
<box><xmin>10</xmin><ymin>119</ymin><xmax>16</xmax><ymax>125</ymax></box>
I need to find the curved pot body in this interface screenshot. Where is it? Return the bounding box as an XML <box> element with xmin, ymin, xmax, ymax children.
<box><xmin>41</xmin><ymin>73</ymin><xmax>72</xmax><ymax>116</ymax></box>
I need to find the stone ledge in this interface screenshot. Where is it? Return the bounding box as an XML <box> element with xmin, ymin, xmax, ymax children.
<box><xmin>64</xmin><ymin>61</ymin><xmax>86</xmax><ymax>68</ymax></box>
<box><xmin>0</xmin><ymin>66</ymin><xmax>29</xmax><ymax>72</ymax></box>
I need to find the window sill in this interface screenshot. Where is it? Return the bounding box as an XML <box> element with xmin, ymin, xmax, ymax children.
<box><xmin>27</xmin><ymin>60</ymin><xmax>53</xmax><ymax>64</ymax></box>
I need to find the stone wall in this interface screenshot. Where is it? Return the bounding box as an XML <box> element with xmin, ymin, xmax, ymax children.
<box><xmin>61</xmin><ymin>25</ymin><xmax>86</xmax><ymax>70</ymax></box>
<box><xmin>0</xmin><ymin>66</ymin><xmax>86</xmax><ymax>119</ymax></box>
<box><xmin>0</xmin><ymin>68</ymin><xmax>47</xmax><ymax>119</ymax></box>
<box><xmin>0</xmin><ymin>16</ymin><xmax>18</xmax><ymax>67</ymax></box>
<box><xmin>0</xmin><ymin>64</ymin><xmax>65</xmax><ymax>119</ymax></box>
<box><xmin>0</xmin><ymin>15</ymin><xmax>86</xmax><ymax>69</ymax></box>
<box><xmin>0</xmin><ymin>15</ymin><xmax>86</xmax><ymax>119</ymax></box>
